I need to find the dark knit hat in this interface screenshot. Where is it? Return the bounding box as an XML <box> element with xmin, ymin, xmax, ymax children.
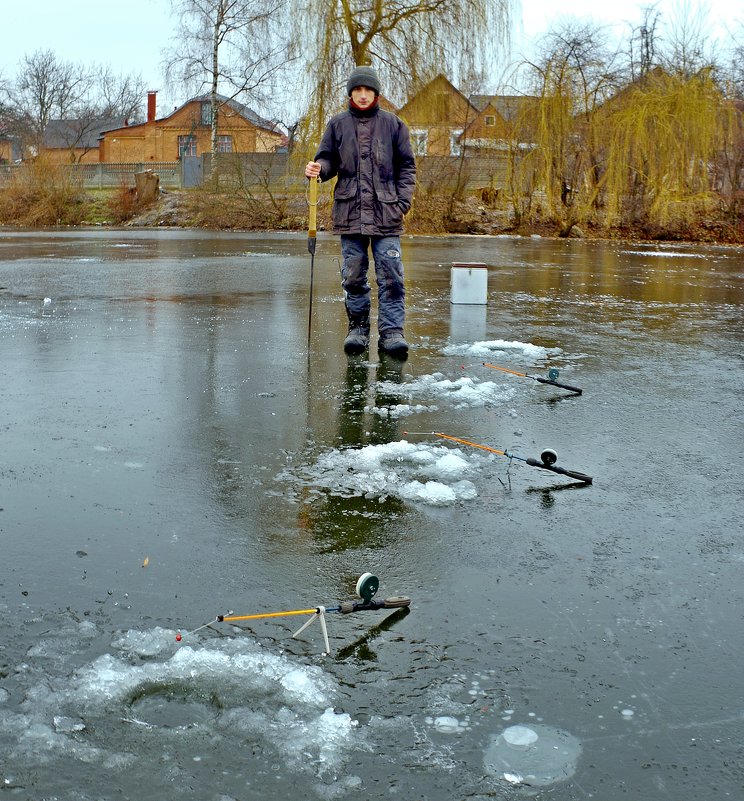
<box><xmin>347</xmin><ymin>66</ymin><xmax>381</xmax><ymax>96</ymax></box>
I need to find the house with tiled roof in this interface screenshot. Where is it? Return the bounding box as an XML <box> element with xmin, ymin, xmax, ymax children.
<box><xmin>99</xmin><ymin>92</ymin><xmax>284</xmax><ymax>163</ymax></box>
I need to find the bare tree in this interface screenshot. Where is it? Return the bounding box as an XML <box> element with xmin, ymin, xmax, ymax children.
<box><xmin>2</xmin><ymin>53</ymin><xmax>149</xmax><ymax>163</ymax></box>
<box><xmin>164</xmin><ymin>0</ymin><xmax>287</xmax><ymax>167</ymax></box>
<box><xmin>95</xmin><ymin>67</ymin><xmax>149</xmax><ymax>122</ymax></box>
<box><xmin>625</xmin><ymin>5</ymin><xmax>662</xmax><ymax>81</ymax></box>
<box><xmin>726</xmin><ymin>24</ymin><xmax>744</xmax><ymax>100</ymax></box>
<box><xmin>6</xmin><ymin>49</ymin><xmax>93</xmax><ymax>154</ymax></box>
<box><xmin>661</xmin><ymin>0</ymin><xmax>716</xmax><ymax>77</ymax></box>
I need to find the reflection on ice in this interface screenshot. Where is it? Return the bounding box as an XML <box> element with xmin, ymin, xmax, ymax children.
<box><xmin>620</xmin><ymin>249</ymin><xmax>707</xmax><ymax>258</ymax></box>
<box><xmin>289</xmin><ymin>440</ymin><xmax>481</xmax><ymax>507</ymax></box>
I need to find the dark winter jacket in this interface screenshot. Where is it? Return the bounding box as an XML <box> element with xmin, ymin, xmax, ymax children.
<box><xmin>314</xmin><ymin>104</ymin><xmax>416</xmax><ymax>236</ymax></box>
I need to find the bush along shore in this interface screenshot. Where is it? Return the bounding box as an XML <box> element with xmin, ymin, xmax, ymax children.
<box><xmin>1</xmin><ymin>175</ymin><xmax>743</xmax><ymax>245</ymax></box>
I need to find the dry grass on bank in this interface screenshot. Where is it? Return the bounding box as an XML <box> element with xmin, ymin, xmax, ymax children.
<box><xmin>2</xmin><ymin>177</ymin><xmax>742</xmax><ymax>244</ymax></box>
<box><xmin>0</xmin><ymin>166</ymin><xmax>165</xmax><ymax>227</ymax></box>
<box><xmin>0</xmin><ymin>162</ymin><xmax>91</xmax><ymax>226</ymax></box>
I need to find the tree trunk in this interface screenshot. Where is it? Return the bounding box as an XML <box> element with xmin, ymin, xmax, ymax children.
<box><xmin>209</xmin><ymin>1</ymin><xmax>225</xmax><ymax>180</ymax></box>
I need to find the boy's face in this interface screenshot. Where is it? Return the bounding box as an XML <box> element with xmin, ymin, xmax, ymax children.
<box><xmin>351</xmin><ymin>86</ymin><xmax>376</xmax><ymax>108</ymax></box>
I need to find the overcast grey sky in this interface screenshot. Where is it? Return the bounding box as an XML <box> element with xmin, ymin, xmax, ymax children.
<box><xmin>3</xmin><ymin>0</ymin><xmax>740</xmax><ymax>112</ymax></box>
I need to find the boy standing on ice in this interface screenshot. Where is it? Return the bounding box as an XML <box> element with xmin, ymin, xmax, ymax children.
<box><xmin>305</xmin><ymin>65</ymin><xmax>416</xmax><ymax>359</ymax></box>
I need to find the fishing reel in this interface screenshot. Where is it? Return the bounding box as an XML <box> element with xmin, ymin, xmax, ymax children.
<box><xmin>540</xmin><ymin>448</ymin><xmax>558</xmax><ymax>466</ymax></box>
<box><xmin>547</xmin><ymin>367</ymin><xmax>560</xmax><ymax>381</ymax></box>
<box><xmin>339</xmin><ymin>573</ymin><xmax>411</xmax><ymax>614</ymax></box>
<box><xmin>356</xmin><ymin>572</ymin><xmax>379</xmax><ymax>603</ymax></box>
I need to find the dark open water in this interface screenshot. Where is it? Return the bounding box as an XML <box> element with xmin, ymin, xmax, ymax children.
<box><xmin>0</xmin><ymin>229</ymin><xmax>742</xmax><ymax>800</ymax></box>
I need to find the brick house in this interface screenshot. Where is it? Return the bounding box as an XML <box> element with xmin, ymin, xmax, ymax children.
<box><xmin>461</xmin><ymin>95</ymin><xmax>539</xmax><ymax>151</ymax></box>
<box><xmin>398</xmin><ymin>74</ymin><xmax>481</xmax><ymax>156</ymax></box>
<box><xmin>99</xmin><ymin>92</ymin><xmax>284</xmax><ymax>163</ymax></box>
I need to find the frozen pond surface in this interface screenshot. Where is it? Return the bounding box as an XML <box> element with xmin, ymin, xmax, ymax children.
<box><xmin>1</xmin><ymin>228</ymin><xmax>743</xmax><ymax>800</ymax></box>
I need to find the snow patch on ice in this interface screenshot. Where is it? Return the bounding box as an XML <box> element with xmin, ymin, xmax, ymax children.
<box><xmin>377</xmin><ymin>373</ymin><xmax>515</xmax><ymax>409</ymax></box>
<box><xmin>288</xmin><ymin>440</ymin><xmax>484</xmax><ymax>506</ymax></box>
<box><xmin>442</xmin><ymin>339</ymin><xmax>559</xmax><ymax>360</ymax></box>
<box><xmin>368</xmin><ymin>403</ymin><xmax>436</xmax><ymax>418</ymax></box>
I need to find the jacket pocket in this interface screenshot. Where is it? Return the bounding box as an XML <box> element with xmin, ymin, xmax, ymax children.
<box><xmin>333</xmin><ymin>177</ymin><xmax>358</xmax><ymax>200</ymax></box>
<box><xmin>332</xmin><ymin>179</ymin><xmax>358</xmax><ymax>227</ymax></box>
<box><xmin>378</xmin><ymin>196</ymin><xmax>403</xmax><ymax>229</ymax></box>
<box><xmin>332</xmin><ymin>196</ymin><xmax>356</xmax><ymax>228</ymax></box>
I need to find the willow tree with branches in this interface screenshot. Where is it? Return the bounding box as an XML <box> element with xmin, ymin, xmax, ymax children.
<box><xmin>510</xmin><ymin>24</ymin><xmax>619</xmax><ymax>235</ymax></box>
<box><xmin>599</xmin><ymin>67</ymin><xmax>723</xmax><ymax>230</ymax></box>
<box><xmin>290</xmin><ymin>0</ymin><xmax>511</xmax><ymax>147</ymax></box>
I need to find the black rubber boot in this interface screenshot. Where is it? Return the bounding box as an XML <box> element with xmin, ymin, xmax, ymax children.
<box><xmin>344</xmin><ymin>314</ymin><xmax>370</xmax><ymax>355</ymax></box>
<box><xmin>378</xmin><ymin>330</ymin><xmax>409</xmax><ymax>360</ymax></box>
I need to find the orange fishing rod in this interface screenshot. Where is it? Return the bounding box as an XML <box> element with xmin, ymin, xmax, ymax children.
<box><xmin>405</xmin><ymin>432</ymin><xmax>593</xmax><ymax>484</ymax></box>
<box><xmin>483</xmin><ymin>363</ymin><xmax>583</xmax><ymax>395</ymax></box>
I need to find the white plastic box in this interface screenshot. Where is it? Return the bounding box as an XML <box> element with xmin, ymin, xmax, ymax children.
<box><xmin>450</xmin><ymin>262</ymin><xmax>488</xmax><ymax>305</ymax></box>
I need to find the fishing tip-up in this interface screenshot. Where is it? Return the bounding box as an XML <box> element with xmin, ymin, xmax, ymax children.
<box><xmin>482</xmin><ymin>362</ymin><xmax>583</xmax><ymax>395</ymax></box>
<box><xmin>176</xmin><ymin>573</ymin><xmax>411</xmax><ymax>655</ymax></box>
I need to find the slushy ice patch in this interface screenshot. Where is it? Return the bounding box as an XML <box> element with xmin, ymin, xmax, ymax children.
<box><xmin>3</xmin><ymin>624</ymin><xmax>366</xmax><ymax>777</ymax></box>
<box><xmin>370</xmin><ymin>339</ymin><xmax>561</xmax><ymax>416</ymax></box>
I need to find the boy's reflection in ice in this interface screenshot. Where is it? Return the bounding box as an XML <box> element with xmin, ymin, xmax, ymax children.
<box><xmin>337</xmin><ymin>354</ymin><xmax>404</xmax><ymax>447</ymax></box>
<box><xmin>299</xmin><ymin>354</ymin><xmax>408</xmax><ymax>551</ymax></box>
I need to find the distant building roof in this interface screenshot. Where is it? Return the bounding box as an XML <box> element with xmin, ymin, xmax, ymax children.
<box><xmin>173</xmin><ymin>93</ymin><xmax>283</xmax><ymax>135</ymax></box>
<box><xmin>101</xmin><ymin>93</ymin><xmax>284</xmax><ymax>137</ymax></box>
<box><xmin>43</xmin><ymin>118</ymin><xmax>127</xmax><ymax>149</ymax></box>
<box><xmin>469</xmin><ymin>95</ymin><xmax>536</xmax><ymax>121</ymax></box>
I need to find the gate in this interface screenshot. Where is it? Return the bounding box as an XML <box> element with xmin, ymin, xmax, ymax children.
<box><xmin>182</xmin><ymin>155</ymin><xmax>202</xmax><ymax>187</ymax></box>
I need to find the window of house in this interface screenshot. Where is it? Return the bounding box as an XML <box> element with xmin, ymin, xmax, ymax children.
<box><xmin>201</xmin><ymin>102</ymin><xmax>212</xmax><ymax>126</ymax></box>
<box><xmin>485</xmin><ymin>115</ymin><xmax>495</xmax><ymax>126</ymax></box>
<box><xmin>217</xmin><ymin>136</ymin><xmax>233</xmax><ymax>153</ymax></box>
<box><xmin>178</xmin><ymin>135</ymin><xmax>197</xmax><ymax>157</ymax></box>
<box><xmin>450</xmin><ymin>129</ymin><xmax>464</xmax><ymax>157</ymax></box>
<box><xmin>410</xmin><ymin>129</ymin><xmax>428</xmax><ymax>156</ymax></box>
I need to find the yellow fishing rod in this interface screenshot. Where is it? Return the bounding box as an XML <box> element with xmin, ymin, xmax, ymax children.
<box><xmin>405</xmin><ymin>431</ymin><xmax>593</xmax><ymax>484</ymax></box>
<box><xmin>177</xmin><ymin>573</ymin><xmax>411</xmax><ymax>655</ymax></box>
